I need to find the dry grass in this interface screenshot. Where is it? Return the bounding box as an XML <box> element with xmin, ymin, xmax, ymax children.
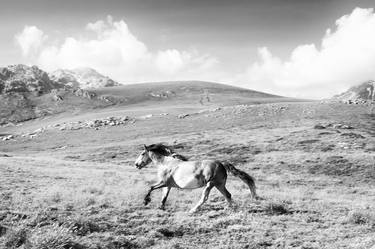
<box><xmin>0</xmin><ymin>102</ymin><xmax>375</xmax><ymax>248</ymax></box>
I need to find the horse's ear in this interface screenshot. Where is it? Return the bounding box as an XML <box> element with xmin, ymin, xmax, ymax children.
<box><xmin>143</xmin><ymin>144</ymin><xmax>148</xmax><ymax>151</ymax></box>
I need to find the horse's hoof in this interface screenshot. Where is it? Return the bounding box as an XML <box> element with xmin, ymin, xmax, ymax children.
<box><xmin>188</xmin><ymin>208</ymin><xmax>197</xmax><ymax>214</ymax></box>
<box><xmin>144</xmin><ymin>196</ymin><xmax>151</xmax><ymax>205</ymax></box>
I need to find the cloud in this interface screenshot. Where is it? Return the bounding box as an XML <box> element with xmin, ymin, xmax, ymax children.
<box><xmin>245</xmin><ymin>7</ymin><xmax>375</xmax><ymax>99</ymax></box>
<box><xmin>15</xmin><ymin>26</ymin><xmax>47</xmax><ymax>57</ymax></box>
<box><xmin>17</xmin><ymin>16</ymin><xmax>218</xmax><ymax>83</ymax></box>
<box><xmin>155</xmin><ymin>49</ymin><xmax>219</xmax><ymax>75</ymax></box>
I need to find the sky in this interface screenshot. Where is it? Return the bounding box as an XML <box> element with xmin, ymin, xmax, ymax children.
<box><xmin>1</xmin><ymin>0</ymin><xmax>375</xmax><ymax>99</ymax></box>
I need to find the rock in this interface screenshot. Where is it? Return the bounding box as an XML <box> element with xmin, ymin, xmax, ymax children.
<box><xmin>314</xmin><ymin>124</ymin><xmax>326</xmax><ymax>129</ymax></box>
<box><xmin>73</xmin><ymin>88</ymin><xmax>96</xmax><ymax>99</ymax></box>
<box><xmin>53</xmin><ymin>94</ymin><xmax>63</xmax><ymax>101</ymax></box>
<box><xmin>2</xmin><ymin>135</ymin><xmax>14</xmax><ymax>141</ymax></box>
<box><xmin>178</xmin><ymin>114</ymin><xmax>189</xmax><ymax>119</ymax></box>
<box><xmin>331</xmin><ymin>123</ymin><xmax>353</xmax><ymax>129</ymax></box>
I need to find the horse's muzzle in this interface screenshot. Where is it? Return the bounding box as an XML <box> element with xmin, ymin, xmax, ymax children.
<box><xmin>135</xmin><ymin>163</ymin><xmax>144</xmax><ymax>169</ymax></box>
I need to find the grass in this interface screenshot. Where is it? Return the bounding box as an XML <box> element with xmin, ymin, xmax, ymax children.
<box><xmin>0</xmin><ymin>102</ymin><xmax>374</xmax><ymax>248</ymax></box>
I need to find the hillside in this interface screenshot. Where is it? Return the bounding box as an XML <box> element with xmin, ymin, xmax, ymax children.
<box><xmin>93</xmin><ymin>81</ymin><xmax>291</xmax><ymax>107</ymax></box>
<box><xmin>334</xmin><ymin>80</ymin><xmax>375</xmax><ymax>104</ymax></box>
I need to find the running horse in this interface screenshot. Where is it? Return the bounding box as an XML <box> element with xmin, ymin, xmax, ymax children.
<box><xmin>134</xmin><ymin>143</ymin><xmax>257</xmax><ymax>213</ymax></box>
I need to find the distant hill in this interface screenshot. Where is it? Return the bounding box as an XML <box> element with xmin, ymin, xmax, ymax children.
<box><xmin>334</xmin><ymin>80</ymin><xmax>375</xmax><ymax>104</ymax></box>
<box><xmin>93</xmin><ymin>81</ymin><xmax>288</xmax><ymax>106</ymax></box>
<box><xmin>49</xmin><ymin>68</ymin><xmax>119</xmax><ymax>89</ymax></box>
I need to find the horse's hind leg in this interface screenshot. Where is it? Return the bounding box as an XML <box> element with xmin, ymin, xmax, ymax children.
<box><xmin>189</xmin><ymin>182</ymin><xmax>214</xmax><ymax>213</ymax></box>
<box><xmin>159</xmin><ymin>187</ymin><xmax>171</xmax><ymax>210</ymax></box>
<box><xmin>215</xmin><ymin>184</ymin><xmax>232</xmax><ymax>205</ymax></box>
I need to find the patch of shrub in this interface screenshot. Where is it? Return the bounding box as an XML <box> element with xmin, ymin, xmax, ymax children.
<box><xmin>156</xmin><ymin>227</ymin><xmax>184</xmax><ymax>238</ymax></box>
<box><xmin>67</xmin><ymin>216</ymin><xmax>102</xmax><ymax>236</ymax></box>
<box><xmin>80</xmin><ymin>234</ymin><xmax>139</xmax><ymax>249</ymax></box>
<box><xmin>347</xmin><ymin>210</ymin><xmax>375</xmax><ymax>226</ymax></box>
<box><xmin>0</xmin><ymin>224</ymin><xmax>7</xmax><ymax>236</ymax></box>
<box><xmin>3</xmin><ymin>225</ymin><xmax>28</xmax><ymax>248</ymax></box>
<box><xmin>28</xmin><ymin>223</ymin><xmax>79</xmax><ymax>249</ymax></box>
<box><xmin>264</xmin><ymin>201</ymin><xmax>290</xmax><ymax>215</ymax></box>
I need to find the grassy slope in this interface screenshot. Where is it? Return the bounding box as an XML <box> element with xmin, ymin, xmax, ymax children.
<box><xmin>0</xmin><ymin>101</ymin><xmax>374</xmax><ymax>248</ymax></box>
<box><xmin>0</xmin><ymin>80</ymin><xmax>296</xmax><ymax>126</ymax></box>
<box><xmin>93</xmin><ymin>80</ymin><xmax>295</xmax><ymax>106</ymax></box>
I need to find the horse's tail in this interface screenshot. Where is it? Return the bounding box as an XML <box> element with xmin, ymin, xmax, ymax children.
<box><xmin>222</xmin><ymin>162</ymin><xmax>257</xmax><ymax>199</ymax></box>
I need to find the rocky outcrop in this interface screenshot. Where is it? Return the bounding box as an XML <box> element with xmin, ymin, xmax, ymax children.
<box><xmin>334</xmin><ymin>80</ymin><xmax>375</xmax><ymax>104</ymax></box>
<box><xmin>0</xmin><ymin>65</ymin><xmax>64</xmax><ymax>95</ymax></box>
<box><xmin>0</xmin><ymin>65</ymin><xmax>108</xmax><ymax>124</ymax></box>
<box><xmin>49</xmin><ymin>68</ymin><xmax>119</xmax><ymax>89</ymax></box>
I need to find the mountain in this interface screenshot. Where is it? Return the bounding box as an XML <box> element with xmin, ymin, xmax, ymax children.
<box><xmin>334</xmin><ymin>80</ymin><xmax>375</xmax><ymax>104</ymax></box>
<box><xmin>49</xmin><ymin>68</ymin><xmax>119</xmax><ymax>89</ymax></box>
<box><xmin>0</xmin><ymin>65</ymin><xmax>110</xmax><ymax>124</ymax></box>
<box><xmin>0</xmin><ymin>64</ymin><xmax>64</xmax><ymax>95</ymax></box>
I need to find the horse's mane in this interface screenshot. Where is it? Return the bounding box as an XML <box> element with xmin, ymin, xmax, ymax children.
<box><xmin>147</xmin><ymin>143</ymin><xmax>188</xmax><ymax>161</ymax></box>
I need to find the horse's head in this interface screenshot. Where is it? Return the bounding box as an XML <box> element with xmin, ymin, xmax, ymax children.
<box><xmin>135</xmin><ymin>143</ymin><xmax>187</xmax><ymax>169</ymax></box>
<box><xmin>135</xmin><ymin>145</ymin><xmax>152</xmax><ymax>169</ymax></box>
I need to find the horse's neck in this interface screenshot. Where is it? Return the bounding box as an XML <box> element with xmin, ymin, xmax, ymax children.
<box><xmin>152</xmin><ymin>156</ymin><xmax>178</xmax><ymax>168</ymax></box>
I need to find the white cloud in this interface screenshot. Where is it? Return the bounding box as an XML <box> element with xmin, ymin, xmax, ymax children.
<box><xmin>155</xmin><ymin>49</ymin><xmax>219</xmax><ymax>75</ymax></box>
<box><xmin>15</xmin><ymin>26</ymin><xmax>47</xmax><ymax>57</ymax></box>
<box><xmin>245</xmin><ymin>7</ymin><xmax>375</xmax><ymax>99</ymax></box>
<box><xmin>17</xmin><ymin>16</ymin><xmax>218</xmax><ymax>83</ymax></box>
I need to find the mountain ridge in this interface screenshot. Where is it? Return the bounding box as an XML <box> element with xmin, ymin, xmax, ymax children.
<box><xmin>49</xmin><ymin>68</ymin><xmax>119</xmax><ymax>89</ymax></box>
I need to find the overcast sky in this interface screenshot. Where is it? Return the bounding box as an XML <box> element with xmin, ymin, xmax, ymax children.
<box><xmin>1</xmin><ymin>0</ymin><xmax>375</xmax><ymax>98</ymax></box>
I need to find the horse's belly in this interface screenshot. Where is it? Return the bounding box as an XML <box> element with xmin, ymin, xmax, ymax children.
<box><xmin>174</xmin><ymin>176</ymin><xmax>203</xmax><ymax>189</ymax></box>
<box><xmin>172</xmin><ymin>165</ymin><xmax>205</xmax><ymax>189</ymax></box>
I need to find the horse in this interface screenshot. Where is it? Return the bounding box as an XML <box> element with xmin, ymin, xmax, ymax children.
<box><xmin>134</xmin><ymin>143</ymin><xmax>257</xmax><ymax>213</ymax></box>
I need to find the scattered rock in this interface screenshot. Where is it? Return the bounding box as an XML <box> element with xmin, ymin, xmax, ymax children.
<box><xmin>331</xmin><ymin>123</ymin><xmax>353</xmax><ymax>129</ymax></box>
<box><xmin>1</xmin><ymin>135</ymin><xmax>14</xmax><ymax>141</ymax></box>
<box><xmin>314</xmin><ymin>124</ymin><xmax>326</xmax><ymax>129</ymax></box>
<box><xmin>178</xmin><ymin>114</ymin><xmax>189</xmax><ymax>119</ymax></box>
<box><xmin>57</xmin><ymin>116</ymin><xmax>133</xmax><ymax>131</ymax></box>
<box><xmin>314</xmin><ymin>123</ymin><xmax>354</xmax><ymax>130</ymax></box>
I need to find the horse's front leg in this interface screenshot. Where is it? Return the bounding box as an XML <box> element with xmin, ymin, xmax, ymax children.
<box><xmin>144</xmin><ymin>181</ymin><xmax>167</xmax><ymax>206</ymax></box>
